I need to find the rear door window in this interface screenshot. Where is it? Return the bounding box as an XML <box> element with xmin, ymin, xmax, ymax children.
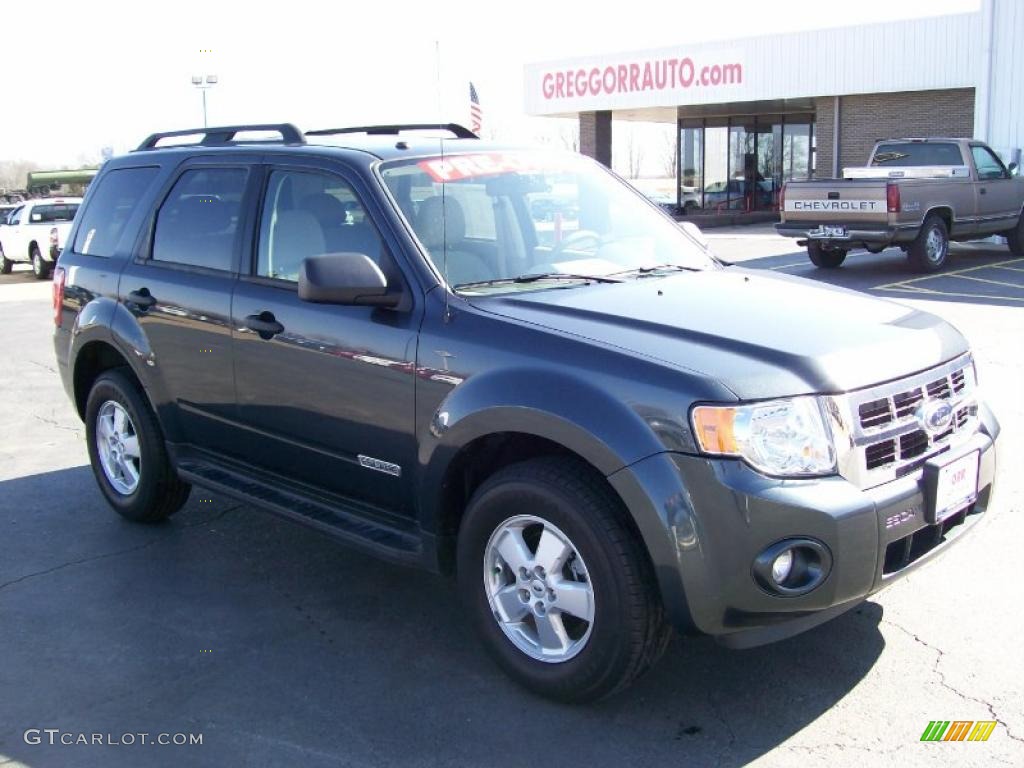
<box><xmin>74</xmin><ymin>167</ymin><xmax>160</xmax><ymax>257</ymax></box>
<box><xmin>152</xmin><ymin>168</ymin><xmax>248</xmax><ymax>271</ymax></box>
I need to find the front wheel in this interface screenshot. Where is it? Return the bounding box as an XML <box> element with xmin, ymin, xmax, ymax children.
<box><xmin>457</xmin><ymin>457</ymin><xmax>670</xmax><ymax>703</ymax></box>
<box><xmin>85</xmin><ymin>369</ymin><xmax>191</xmax><ymax>522</ymax></box>
<box><xmin>807</xmin><ymin>242</ymin><xmax>847</xmax><ymax>268</ymax></box>
<box><xmin>908</xmin><ymin>214</ymin><xmax>949</xmax><ymax>272</ymax></box>
<box><xmin>0</xmin><ymin>244</ymin><xmax>11</xmax><ymax>274</ymax></box>
<box><xmin>30</xmin><ymin>245</ymin><xmax>50</xmax><ymax>280</ymax></box>
<box><xmin>1005</xmin><ymin>214</ymin><xmax>1024</xmax><ymax>256</ymax></box>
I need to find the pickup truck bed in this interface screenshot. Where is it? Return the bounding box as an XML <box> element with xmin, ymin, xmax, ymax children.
<box><xmin>777</xmin><ymin>138</ymin><xmax>1024</xmax><ymax>271</ymax></box>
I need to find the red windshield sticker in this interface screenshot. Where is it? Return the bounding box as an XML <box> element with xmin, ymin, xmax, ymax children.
<box><xmin>417</xmin><ymin>153</ymin><xmax>556</xmax><ymax>182</ymax></box>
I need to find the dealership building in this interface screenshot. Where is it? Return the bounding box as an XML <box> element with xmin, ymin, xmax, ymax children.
<box><xmin>524</xmin><ymin>0</ymin><xmax>1022</xmax><ymax>214</ymax></box>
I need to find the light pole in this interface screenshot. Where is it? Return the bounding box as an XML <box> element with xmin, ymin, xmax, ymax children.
<box><xmin>191</xmin><ymin>74</ymin><xmax>218</xmax><ymax>127</ymax></box>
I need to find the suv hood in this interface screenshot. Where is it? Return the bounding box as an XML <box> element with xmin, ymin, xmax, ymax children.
<box><xmin>471</xmin><ymin>267</ymin><xmax>968</xmax><ymax>399</ymax></box>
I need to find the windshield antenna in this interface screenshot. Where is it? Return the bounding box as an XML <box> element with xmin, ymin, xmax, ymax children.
<box><xmin>434</xmin><ymin>40</ymin><xmax>451</xmax><ymax>323</ymax></box>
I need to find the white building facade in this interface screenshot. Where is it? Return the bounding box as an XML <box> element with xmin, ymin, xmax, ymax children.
<box><xmin>524</xmin><ymin>0</ymin><xmax>1022</xmax><ymax>214</ymax></box>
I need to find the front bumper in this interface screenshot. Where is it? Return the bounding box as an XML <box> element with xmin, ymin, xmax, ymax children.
<box><xmin>608</xmin><ymin>410</ymin><xmax>998</xmax><ymax>648</ymax></box>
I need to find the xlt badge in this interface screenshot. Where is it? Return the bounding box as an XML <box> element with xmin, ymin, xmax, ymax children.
<box><xmin>358</xmin><ymin>455</ymin><xmax>402</xmax><ymax>477</ymax></box>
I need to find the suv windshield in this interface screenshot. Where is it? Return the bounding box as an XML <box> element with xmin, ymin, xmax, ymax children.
<box><xmin>380</xmin><ymin>151</ymin><xmax>715</xmax><ymax>294</ymax></box>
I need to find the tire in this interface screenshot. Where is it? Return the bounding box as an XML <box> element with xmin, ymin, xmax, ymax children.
<box><xmin>85</xmin><ymin>368</ymin><xmax>190</xmax><ymax>522</ymax></box>
<box><xmin>807</xmin><ymin>241</ymin><xmax>847</xmax><ymax>268</ymax></box>
<box><xmin>908</xmin><ymin>214</ymin><xmax>949</xmax><ymax>272</ymax></box>
<box><xmin>0</xmin><ymin>244</ymin><xmax>11</xmax><ymax>274</ymax></box>
<box><xmin>1005</xmin><ymin>213</ymin><xmax>1024</xmax><ymax>256</ymax></box>
<box><xmin>457</xmin><ymin>457</ymin><xmax>671</xmax><ymax>703</ymax></box>
<box><xmin>30</xmin><ymin>245</ymin><xmax>50</xmax><ymax>280</ymax></box>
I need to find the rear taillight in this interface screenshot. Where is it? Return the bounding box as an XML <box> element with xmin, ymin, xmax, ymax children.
<box><xmin>49</xmin><ymin>226</ymin><xmax>59</xmax><ymax>248</ymax></box>
<box><xmin>53</xmin><ymin>266</ymin><xmax>66</xmax><ymax>327</ymax></box>
<box><xmin>886</xmin><ymin>183</ymin><xmax>901</xmax><ymax>213</ymax></box>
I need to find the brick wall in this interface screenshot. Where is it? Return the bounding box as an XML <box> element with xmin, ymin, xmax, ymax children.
<box><xmin>579</xmin><ymin>111</ymin><xmax>612</xmax><ymax>168</ymax></box>
<box><xmin>814</xmin><ymin>88</ymin><xmax>975</xmax><ymax>177</ymax></box>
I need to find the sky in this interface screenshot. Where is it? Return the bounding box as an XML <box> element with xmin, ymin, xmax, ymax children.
<box><xmin>1</xmin><ymin>0</ymin><xmax>978</xmax><ymax>172</ymax></box>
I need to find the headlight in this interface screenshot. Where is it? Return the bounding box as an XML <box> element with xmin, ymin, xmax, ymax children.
<box><xmin>691</xmin><ymin>396</ymin><xmax>836</xmax><ymax>477</ymax></box>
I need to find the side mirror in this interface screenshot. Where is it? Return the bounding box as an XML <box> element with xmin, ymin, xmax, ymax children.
<box><xmin>1009</xmin><ymin>161</ymin><xmax>1018</xmax><ymax>176</ymax></box>
<box><xmin>298</xmin><ymin>252</ymin><xmax>399</xmax><ymax>307</ymax></box>
<box><xmin>680</xmin><ymin>221</ymin><xmax>709</xmax><ymax>250</ymax></box>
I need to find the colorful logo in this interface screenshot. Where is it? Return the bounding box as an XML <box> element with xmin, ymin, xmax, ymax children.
<box><xmin>921</xmin><ymin>720</ymin><xmax>997</xmax><ymax>742</ymax></box>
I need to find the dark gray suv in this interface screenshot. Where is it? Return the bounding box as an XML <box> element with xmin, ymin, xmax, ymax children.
<box><xmin>53</xmin><ymin>123</ymin><xmax>999</xmax><ymax>702</ymax></box>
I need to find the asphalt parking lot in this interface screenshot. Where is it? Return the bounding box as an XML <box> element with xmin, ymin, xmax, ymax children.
<box><xmin>1</xmin><ymin>232</ymin><xmax>1022</xmax><ymax>768</ymax></box>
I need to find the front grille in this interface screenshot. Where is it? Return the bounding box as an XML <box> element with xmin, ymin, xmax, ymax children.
<box><xmin>828</xmin><ymin>355</ymin><xmax>978</xmax><ymax>489</ymax></box>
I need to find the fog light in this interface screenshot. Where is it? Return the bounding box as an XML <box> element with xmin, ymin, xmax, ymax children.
<box><xmin>771</xmin><ymin>549</ymin><xmax>794</xmax><ymax>584</ymax></box>
<box><xmin>752</xmin><ymin>538</ymin><xmax>833</xmax><ymax>596</ymax></box>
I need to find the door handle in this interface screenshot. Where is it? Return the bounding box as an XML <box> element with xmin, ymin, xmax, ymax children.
<box><xmin>244</xmin><ymin>311</ymin><xmax>284</xmax><ymax>339</ymax></box>
<box><xmin>126</xmin><ymin>288</ymin><xmax>157</xmax><ymax>309</ymax></box>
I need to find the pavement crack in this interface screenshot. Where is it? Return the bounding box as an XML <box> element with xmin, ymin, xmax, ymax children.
<box><xmin>884</xmin><ymin>619</ymin><xmax>1024</xmax><ymax>744</ymax></box>
<box><xmin>706</xmin><ymin>687</ymin><xmax>738</xmax><ymax>766</ymax></box>
<box><xmin>31</xmin><ymin>414</ymin><xmax>82</xmax><ymax>434</ymax></box>
<box><xmin>0</xmin><ymin>504</ymin><xmax>242</xmax><ymax>594</ymax></box>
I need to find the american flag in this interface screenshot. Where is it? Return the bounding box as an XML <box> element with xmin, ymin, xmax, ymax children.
<box><xmin>469</xmin><ymin>82</ymin><xmax>483</xmax><ymax>134</ymax></box>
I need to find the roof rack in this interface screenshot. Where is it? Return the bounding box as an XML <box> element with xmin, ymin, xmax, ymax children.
<box><xmin>136</xmin><ymin>123</ymin><xmax>306</xmax><ymax>151</ymax></box>
<box><xmin>305</xmin><ymin>123</ymin><xmax>478</xmax><ymax>139</ymax></box>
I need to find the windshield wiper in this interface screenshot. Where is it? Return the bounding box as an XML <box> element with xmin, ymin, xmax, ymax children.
<box><xmin>608</xmin><ymin>263</ymin><xmax>700</xmax><ymax>278</ymax></box>
<box><xmin>454</xmin><ymin>272</ymin><xmax>625</xmax><ymax>290</ymax></box>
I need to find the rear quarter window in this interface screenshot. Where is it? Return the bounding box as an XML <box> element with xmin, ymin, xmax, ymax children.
<box><xmin>74</xmin><ymin>167</ymin><xmax>160</xmax><ymax>257</ymax></box>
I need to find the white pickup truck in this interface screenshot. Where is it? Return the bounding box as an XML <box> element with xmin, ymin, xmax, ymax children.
<box><xmin>0</xmin><ymin>197</ymin><xmax>82</xmax><ymax>278</ymax></box>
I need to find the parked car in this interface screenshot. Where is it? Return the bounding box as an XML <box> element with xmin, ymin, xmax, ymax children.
<box><xmin>702</xmin><ymin>178</ymin><xmax>776</xmax><ymax>211</ymax></box>
<box><xmin>54</xmin><ymin>123</ymin><xmax>999</xmax><ymax>702</ymax></box>
<box><xmin>778</xmin><ymin>137</ymin><xmax>1024</xmax><ymax>270</ymax></box>
<box><xmin>0</xmin><ymin>197</ymin><xmax>81</xmax><ymax>277</ymax></box>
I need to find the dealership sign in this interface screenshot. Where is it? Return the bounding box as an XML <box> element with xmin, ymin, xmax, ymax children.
<box><xmin>525</xmin><ymin>47</ymin><xmax>745</xmax><ymax>114</ymax></box>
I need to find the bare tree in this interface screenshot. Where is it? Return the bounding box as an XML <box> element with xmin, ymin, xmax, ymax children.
<box><xmin>625</xmin><ymin>129</ymin><xmax>644</xmax><ymax>179</ymax></box>
<box><xmin>661</xmin><ymin>130</ymin><xmax>678</xmax><ymax>178</ymax></box>
<box><xmin>0</xmin><ymin>160</ymin><xmax>43</xmax><ymax>192</ymax></box>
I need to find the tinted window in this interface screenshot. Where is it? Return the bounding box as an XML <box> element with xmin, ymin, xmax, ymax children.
<box><xmin>153</xmin><ymin>168</ymin><xmax>247</xmax><ymax>271</ymax></box>
<box><xmin>970</xmin><ymin>146</ymin><xmax>1008</xmax><ymax>181</ymax></box>
<box><xmin>256</xmin><ymin>170</ymin><xmax>384</xmax><ymax>282</ymax></box>
<box><xmin>29</xmin><ymin>203</ymin><xmax>79</xmax><ymax>223</ymax></box>
<box><xmin>871</xmin><ymin>143</ymin><xmax>963</xmax><ymax>167</ymax></box>
<box><xmin>74</xmin><ymin>168</ymin><xmax>159</xmax><ymax>257</ymax></box>
<box><xmin>8</xmin><ymin>206</ymin><xmax>24</xmax><ymax>225</ymax></box>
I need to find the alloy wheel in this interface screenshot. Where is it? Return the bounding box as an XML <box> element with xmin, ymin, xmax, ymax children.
<box><xmin>483</xmin><ymin>514</ymin><xmax>595</xmax><ymax>663</ymax></box>
<box><xmin>95</xmin><ymin>400</ymin><xmax>142</xmax><ymax>495</ymax></box>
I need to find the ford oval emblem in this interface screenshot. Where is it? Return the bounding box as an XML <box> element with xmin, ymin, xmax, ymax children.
<box><xmin>917</xmin><ymin>400</ymin><xmax>954</xmax><ymax>434</ymax></box>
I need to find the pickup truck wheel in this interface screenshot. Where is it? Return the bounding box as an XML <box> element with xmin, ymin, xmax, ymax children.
<box><xmin>0</xmin><ymin>245</ymin><xmax>11</xmax><ymax>274</ymax></box>
<box><xmin>457</xmin><ymin>457</ymin><xmax>671</xmax><ymax>703</ymax></box>
<box><xmin>807</xmin><ymin>242</ymin><xmax>846</xmax><ymax>268</ymax></box>
<box><xmin>85</xmin><ymin>369</ymin><xmax>190</xmax><ymax>522</ymax></box>
<box><xmin>1005</xmin><ymin>214</ymin><xmax>1024</xmax><ymax>256</ymax></box>
<box><xmin>30</xmin><ymin>246</ymin><xmax>50</xmax><ymax>280</ymax></box>
<box><xmin>908</xmin><ymin>215</ymin><xmax>949</xmax><ymax>272</ymax></box>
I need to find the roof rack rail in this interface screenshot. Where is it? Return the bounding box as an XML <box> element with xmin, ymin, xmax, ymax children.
<box><xmin>136</xmin><ymin>123</ymin><xmax>306</xmax><ymax>151</ymax></box>
<box><xmin>305</xmin><ymin>123</ymin><xmax>478</xmax><ymax>139</ymax></box>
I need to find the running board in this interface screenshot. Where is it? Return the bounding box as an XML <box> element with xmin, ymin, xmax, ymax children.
<box><xmin>173</xmin><ymin>452</ymin><xmax>424</xmax><ymax>568</ymax></box>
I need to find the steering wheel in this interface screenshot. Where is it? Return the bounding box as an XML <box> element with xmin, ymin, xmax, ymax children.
<box><xmin>551</xmin><ymin>229</ymin><xmax>602</xmax><ymax>260</ymax></box>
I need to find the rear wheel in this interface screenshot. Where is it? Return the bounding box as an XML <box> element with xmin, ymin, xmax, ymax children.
<box><xmin>908</xmin><ymin>214</ymin><xmax>949</xmax><ymax>272</ymax></box>
<box><xmin>30</xmin><ymin>245</ymin><xmax>49</xmax><ymax>280</ymax></box>
<box><xmin>85</xmin><ymin>369</ymin><xmax>190</xmax><ymax>522</ymax></box>
<box><xmin>457</xmin><ymin>457</ymin><xmax>670</xmax><ymax>703</ymax></box>
<box><xmin>807</xmin><ymin>242</ymin><xmax>847</xmax><ymax>268</ymax></box>
<box><xmin>1005</xmin><ymin>213</ymin><xmax>1024</xmax><ymax>256</ymax></box>
<box><xmin>0</xmin><ymin>244</ymin><xmax>11</xmax><ymax>274</ymax></box>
